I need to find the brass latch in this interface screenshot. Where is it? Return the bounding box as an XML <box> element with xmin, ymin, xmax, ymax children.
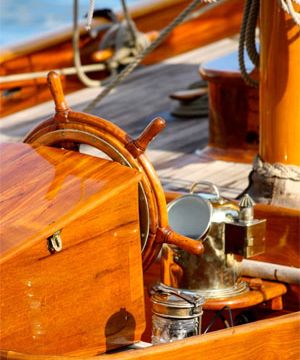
<box><xmin>47</xmin><ymin>230</ymin><xmax>62</xmax><ymax>254</ymax></box>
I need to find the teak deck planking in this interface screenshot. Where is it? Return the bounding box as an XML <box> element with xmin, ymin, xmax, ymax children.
<box><xmin>0</xmin><ymin>38</ymin><xmax>249</xmax><ymax>199</ymax></box>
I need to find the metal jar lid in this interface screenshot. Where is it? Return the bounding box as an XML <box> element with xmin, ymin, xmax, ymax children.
<box><xmin>151</xmin><ymin>283</ymin><xmax>205</xmax><ymax>319</ymax></box>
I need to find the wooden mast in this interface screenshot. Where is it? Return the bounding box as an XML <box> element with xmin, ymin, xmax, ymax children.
<box><xmin>259</xmin><ymin>1</ymin><xmax>300</xmax><ymax>166</ymax></box>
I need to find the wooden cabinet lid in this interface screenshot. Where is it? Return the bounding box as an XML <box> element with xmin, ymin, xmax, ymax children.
<box><xmin>0</xmin><ymin>143</ymin><xmax>140</xmax><ymax>261</ymax></box>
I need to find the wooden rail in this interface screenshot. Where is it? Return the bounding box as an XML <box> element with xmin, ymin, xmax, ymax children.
<box><xmin>2</xmin><ymin>312</ymin><xmax>300</xmax><ymax>359</ymax></box>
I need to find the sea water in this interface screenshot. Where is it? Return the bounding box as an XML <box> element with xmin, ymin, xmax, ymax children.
<box><xmin>0</xmin><ymin>0</ymin><xmax>140</xmax><ymax>47</ymax></box>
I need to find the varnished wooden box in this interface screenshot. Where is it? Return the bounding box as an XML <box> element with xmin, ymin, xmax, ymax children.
<box><xmin>0</xmin><ymin>143</ymin><xmax>145</xmax><ymax>356</ymax></box>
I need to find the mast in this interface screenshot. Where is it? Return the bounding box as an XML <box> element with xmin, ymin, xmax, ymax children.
<box><xmin>259</xmin><ymin>1</ymin><xmax>300</xmax><ymax>166</ymax></box>
<box><xmin>246</xmin><ymin>0</ymin><xmax>300</xmax><ymax>208</ymax></box>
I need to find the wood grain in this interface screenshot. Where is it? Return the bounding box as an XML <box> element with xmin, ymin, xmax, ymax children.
<box><xmin>259</xmin><ymin>1</ymin><xmax>300</xmax><ymax>165</ymax></box>
<box><xmin>136</xmin><ymin>0</ymin><xmax>244</xmax><ymax>65</ymax></box>
<box><xmin>104</xmin><ymin>312</ymin><xmax>300</xmax><ymax>360</ymax></box>
<box><xmin>203</xmin><ymin>277</ymin><xmax>287</xmax><ymax>311</ymax></box>
<box><xmin>23</xmin><ymin>72</ymin><xmax>208</xmax><ymax>269</ymax></box>
<box><xmin>126</xmin><ymin>118</ymin><xmax>166</xmax><ymax>158</ymax></box>
<box><xmin>47</xmin><ymin>71</ymin><xmax>69</xmax><ymax>113</ymax></box>
<box><xmin>2</xmin><ymin>313</ymin><xmax>300</xmax><ymax>359</ymax></box>
<box><xmin>253</xmin><ymin>204</ymin><xmax>300</xmax><ymax>268</ymax></box>
<box><xmin>23</xmin><ymin>108</ymin><xmax>167</xmax><ymax>269</ymax></box>
<box><xmin>156</xmin><ymin>226</ymin><xmax>204</xmax><ymax>255</ymax></box>
<box><xmin>0</xmin><ymin>0</ymin><xmax>244</xmax><ymax>116</ymax></box>
<box><xmin>0</xmin><ymin>143</ymin><xmax>145</xmax><ymax>355</ymax></box>
<box><xmin>200</xmin><ymin>66</ymin><xmax>259</xmax><ymax>152</ymax></box>
<box><xmin>0</xmin><ymin>143</ymin><xmax>140</xmax><ymax>261</ymax></box>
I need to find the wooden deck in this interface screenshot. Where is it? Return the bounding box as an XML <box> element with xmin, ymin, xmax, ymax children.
<box><xmin>0</xmin><ymin>37</ymin><xmax>251</xmax><ymax>198</ymax></box>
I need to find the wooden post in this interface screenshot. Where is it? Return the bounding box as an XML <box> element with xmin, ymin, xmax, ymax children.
<box><xmin>259</xmin><ymin>1</ymin><xmax>300</xmax><ymax>166</ymax></box>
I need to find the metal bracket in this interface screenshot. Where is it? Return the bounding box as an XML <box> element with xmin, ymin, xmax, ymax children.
<box><xmin>47</xmin><ymin>230</ymin><xmax>63</xmax><ymax>254</ymax></box>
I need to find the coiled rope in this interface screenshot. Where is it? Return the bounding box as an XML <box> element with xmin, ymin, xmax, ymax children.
<box><xmin>253</xmin><ymin>155</ymin><xmax>300</xmax><ymax>181</ymax></box>
<box><xmin>83</xmin><ymin>0</ymin><xmax>218</xmax><ymax>113</ymax></box>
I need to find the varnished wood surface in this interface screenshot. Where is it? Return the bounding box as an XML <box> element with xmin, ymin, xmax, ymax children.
<box><xmin>136</xmin><ymin>0</ymin><xmax>244</xmax><ymax>65</ymax></box>
<box><xmin>23</xmin><ymin>71</ymin><xmax>209</xmax><ymax>268</ymax></box>
<box><xmin>203</xmin><ymin>277</ymin><xmax>287</xmax><ymax>311</ymax></box>
<box><xmin>47</xmin><ymin>71</ymin><xmax>69</xmax><ymax>113</ymax></box>
<box><xmin>2</xmin><ymin>312</ymin><xmax>300</xmax><ymax>359</ymax></box>
<box><xmin>1</xmin><ymin>28</ymin><xmax>299</xmax><ymax>359</ymax></box>
<box><xmin>0</xmin><ymin>0</ymin><xmax>240</xmax><ymax>62</ymax></box>
<box><xmin>0</xmin><ymin>0</ymin><xmax>201</xmax><ymax>62</ymax></box>
<box><xmin>1</xmin><ymin>39</ymin><xmax>249</xmax><ymax>201</ymax></box>
<box><xmin>0</xmin><ymin>143</ymin><xmax>140</xmax><ymax>261</ymax></box>
<box><xmin>105</xmin><ymin>312</ymin><xmax>300</xmax><ymax>360</ymax></box>
<box><xmin>253</xmin><ymin>204</ymin><xmax>300</xmax><ymax>268</ymax></box>
<box><xmin>0</xmin><ymin>0</ymin><xmax>244</xmax><ymax>116</ymax></box>
<box><xmin>200</xmin><ymin>65</ymin><xmax>259</xmax><ymax>152</ymax></box>
<box><xmin>259</xmin><ymin>1</ymin><xmax>300</xmax><ymax>165</ymax></box>
<box><xmin>0</xmin><ymin>143</ymin><xmax>145</xmax><ymax>355</ymax></box>
<box><xmin>125</xmin><ymin>117</ymin><xmax>167</xmax><ymax>158</ymax></box>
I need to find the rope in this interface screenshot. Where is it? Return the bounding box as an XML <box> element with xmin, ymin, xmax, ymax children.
<box><xmin>73</xmin><ymin>0</ymin><xmax>155</xmax><ymax>89</ymax></box>
<box><xmin>245</xmin><ymin>0</ymin><xmax>259</xmax><ymax>67</ymax></box>
<box><xmin>121</xmin><ymin>0</ymin><xmax>137</xmax><ymax>45</ymax></box>
<box><xmin>74</xmin><ymin>0</ymin><xmax>139</xmax><ymax>88</ymax></box>
<box><xmin>99</xmin><ymin>20</ymin><xmax>150</xmax><ymax>69</ymax></box>
<box><xmin>278</xmin><ymin>0</ymin><xmax>300</xmax><ymax>26</ymax></box>
<box><xmin>73</xmin><ymin>0</ymin><xmax>104</xmax><ymax>87</ymax></box>
<box><xmin>238</xmin><ymin>0</ymin><xmax>259</xmax><ymax>87</ymax></box>
<box><xmin>83</xmin><ymin>0</ymin><xmax>217</xmax><ymax>113</ymax></box>
<box><xmin>253</xmin><ymin>155</ymin><xmax>300</xmax><ymax>181</ymax></box>
<box><xmin>86</xmin><ymin>0</ymin><xmax>95</xmax><ymax>30</ymax></box>
<box><xmin>239</xmin><ymin>0</ymin><xmax>299</xmax><ymax>86</ymax></box>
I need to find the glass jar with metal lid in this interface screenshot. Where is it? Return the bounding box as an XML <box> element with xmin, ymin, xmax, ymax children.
<box><xmin>151</xmin><ymin>283</ymin><xmax>205</xmax><ymax>344</ymax></box>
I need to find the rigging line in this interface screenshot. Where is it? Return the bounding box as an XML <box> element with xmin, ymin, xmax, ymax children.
<box><xmin>86</xmin><ymin>0</ymin><xmax>95</xmax><ymax>30</ymax></box>
<box><xmin>238</xmin><ymin>0</ymin><xmax>259</xmax><ymax>88</ymax></box>
<box><xmin>73</xmin><ymin>0</ymin><xmax>105</xmax><ymax>87</ymax></box>
<box><xmin>73</xmin><ymin>0</ymin><xmax>149</xmax><ymax>89</ymax></box>
<box><xmin>121</xmin><ymin>0</ymin><xmax>137</xmax><ymax>45</ymax></box>
<box><xmin>278</xmin><ymin>0</ymin><xmax>300</xmax><ymax>26</ymax></box>
<box><xmin>245</xmin><ymin>0</ymin><xmax>259</xmax><ymax>67</ymax></box>
<box><xmin>83</xmin><ymin>0</ymin><xmax>218</xmax><ymax>113</ymax></box>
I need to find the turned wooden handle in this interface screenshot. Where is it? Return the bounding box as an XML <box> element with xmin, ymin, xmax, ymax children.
<box><xmin>137</xmin><ymin>117</ymin><xmax>166</xmax><ymax>150</ymax></box>
<box><xmin>47</xmin><ymin>71</ymin><xmax>69</xmax><ymax>113</ymax></box>
<box><xmin>126</xmin><ymin>117</ymin><xmax>166</xmax><ymax>158</ymax></box>
<box><xmin>157</xmin><ymin>227</ymin><xmax>204</xmax><ymax>255</ymax></box>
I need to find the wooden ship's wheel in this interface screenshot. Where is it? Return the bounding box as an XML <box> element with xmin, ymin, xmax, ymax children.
<box><xmin>24</xmin><ymin>71</ymin><xmax>203</xmax><ymax>270</ymax></box>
